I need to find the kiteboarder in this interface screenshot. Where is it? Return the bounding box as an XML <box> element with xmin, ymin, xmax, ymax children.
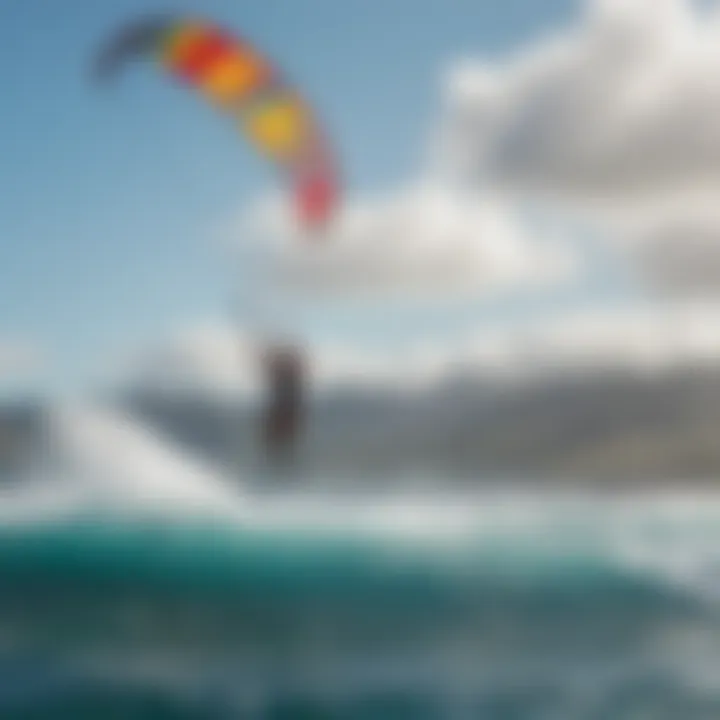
<box><xmin>260</xmin><ymin>343</ymin><xmax>306</xmax><ymax>466</ymax></box>
<box><xmin>95</xmin><ymin>15</ymin><xmax>338</xmax><ymax>480</ymax></box>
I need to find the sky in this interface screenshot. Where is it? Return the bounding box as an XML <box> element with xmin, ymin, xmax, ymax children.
<box><xmin>0</xmin><ymin>0</ymin><xmax>586</xmax><ymax>394</ymax></box>
<box><xmin>6</xmin><ymin>0</ymin><xmax>720</xmax><ymax>399</ymax></box>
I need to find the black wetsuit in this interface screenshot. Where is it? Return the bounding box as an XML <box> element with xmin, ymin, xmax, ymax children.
<box><xmin>262</xmin><ymin>349</ymin><xmax>304</xmax><ymax>463</ymax></box>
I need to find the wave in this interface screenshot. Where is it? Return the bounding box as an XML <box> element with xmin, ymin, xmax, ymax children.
<box><xmin>3</xmin><ymin>405</ymin><xmax>720</xmax><ymax>716</ymax></box>
<box><xmin>3</xmin><ymin>402</ymin><xmax>720</xmax><ymax>609</ymax></box>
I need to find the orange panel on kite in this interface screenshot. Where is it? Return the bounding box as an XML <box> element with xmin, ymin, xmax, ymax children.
<box><xmin>201</xmin><ymin>50</ymin><xmax>271</xmax><ymax>106</ymax></box>
<box><xmin>242</xmin><ymin>93</ymin><xmax>309</xmax><ymax>161</ymax></box>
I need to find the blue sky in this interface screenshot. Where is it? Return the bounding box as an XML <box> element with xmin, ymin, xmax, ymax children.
<box><xmin>0</xmin><ymin>0</ymin><xmax>588</xmax><ymax>393</ymax></box>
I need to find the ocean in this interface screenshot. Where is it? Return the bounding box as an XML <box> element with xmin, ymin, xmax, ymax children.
<box><xmin>1</xmin><ymin>407</ymin><xmax>720</xmax><ymax>718</ymax></box>
<box><xmin>2</xmin><ymin>490</ymin><xmax>720</xmax><ymax>719</ymax></box>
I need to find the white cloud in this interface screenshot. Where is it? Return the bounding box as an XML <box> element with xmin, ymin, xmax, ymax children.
<box><xmin>439</xmin><ymin>0</ymin><xmax>720</xmax><ymax>296</ymax></box>
<box><xmin>116</xmin><ymin>324</ymin><xmax>263</xmax><ymax>402</ymax></box>
<box><xmin>240</xmin><ymin>183</ymin><xmax>579</xmax><ymax>301</ymax></box>
<box><xmin>425</xmin><ymin>299</ymin><xmax>720</xmax><ymax>379</ymax></box>
<box><xmin>231</xmin><ymin>0</ymin><xmax>720</xmax><ymax>302</ymax></box>
<box><xmin>442</xmin><ymin>0</ymin><xmax>720</xmax><ymax>202</ymax></box>
<box><xmin>0</xmin><ymin>341</ymin><xmax>41</xmax><ymax>379</ymax></box>
<box><xmin>118</xmin><ymin>298</ymin><xmax>720</xmax><ymax>406</ymax></box>
<box><xmin>118</xmin><ymin>321</ymin><xmax>454</xmax><ymax>401</ymax></box>
<box><xmin>495</xmin><ymin>299</ymin><xmax>720</xmax><ymax>375</ymax></box>
<box><xmin>617</xmin><ymin>204</ymin><xmax>720</xmax><ymax>295</ymax></box>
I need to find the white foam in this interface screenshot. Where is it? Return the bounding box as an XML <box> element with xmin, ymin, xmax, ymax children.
<box><xmin>0</xmin><ymin>403</ymin><xmax>245</xmax><ymax>524</ymax></box>
<box><xmin>237</xmin><ymin>487</ymin><xmax>720</xmax><ymax>604</ymax></box>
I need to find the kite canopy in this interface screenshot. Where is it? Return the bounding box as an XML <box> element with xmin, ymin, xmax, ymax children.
<box><xmin>95</xmin><ymin>15</ymin><xmax>339</xmax><ymax>231</ymax></box>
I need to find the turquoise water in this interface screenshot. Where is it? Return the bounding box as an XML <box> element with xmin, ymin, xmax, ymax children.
<box><xmin>1</xmin><ymin>496</ymin><xmax>720</xmax><ymax>718</ymax></box>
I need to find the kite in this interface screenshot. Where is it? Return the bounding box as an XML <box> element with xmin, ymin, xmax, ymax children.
<box><xmin>95</xmin><ymin>15</ymin><xmax>339</xmax><ymax>231</ymax></box>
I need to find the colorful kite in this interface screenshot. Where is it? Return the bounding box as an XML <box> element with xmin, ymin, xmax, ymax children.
<box><xmin>95</xmin><ymin>15</ymin><xmax>339</xmax><ymax>231</ymax></box>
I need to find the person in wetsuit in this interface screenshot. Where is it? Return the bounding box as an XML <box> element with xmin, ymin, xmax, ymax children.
<box><xmin>260</xmin><ymin>344</ymin><xmax>306</xmax><ymax>465</ymax></box>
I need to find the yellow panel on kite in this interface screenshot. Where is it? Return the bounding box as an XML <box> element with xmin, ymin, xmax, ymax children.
<box><xmin>243</xmin><ymin>93</ymin><xmax>308</xmax><ymax>160</ymax></box>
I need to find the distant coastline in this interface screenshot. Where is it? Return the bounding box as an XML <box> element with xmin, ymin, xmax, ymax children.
<box><xmin>118</xmin><ymin>362</ymin><xmax>720</xmax><ymax>487</ymax></box>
